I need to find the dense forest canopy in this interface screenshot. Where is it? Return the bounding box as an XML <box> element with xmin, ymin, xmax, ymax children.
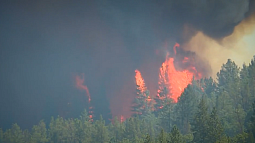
<box><xmin>1</xmin><ymin>56</ymin><xmax>255</xmax><ymax>143</ymax></box>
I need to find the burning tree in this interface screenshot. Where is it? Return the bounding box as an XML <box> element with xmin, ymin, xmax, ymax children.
<box><xmin>131</xmin><ymin>70</ymin><xmax>153</xmax><ymax>116</ymax></box>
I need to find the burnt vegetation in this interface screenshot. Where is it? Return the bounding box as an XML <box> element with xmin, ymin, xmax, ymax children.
<box><xmin>1</xmin><ymin>57</ymin><xmax>255</xmax><ymax>143</ymax></box>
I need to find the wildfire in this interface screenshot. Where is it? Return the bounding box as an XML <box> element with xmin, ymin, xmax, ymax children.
<box><xmin>136</xmin><ymin>43</ymin><xmax>202</xmax><ymax>104</ymax></box>
<box><xmin>75</xmin><ymin>73</ymin><xmax>93</xmax><ymax>121</ymax></box>
<box><xmin>134</xmin><ymin>70</ymin><xmax>152</xmax><ymax>102</ymax></box>
<box><xmin>75</xmin><ymin>73</ymin><xmax>91</xmax><ymax>102</ymax></box>
<box><xmin>135</xmin><ymin>70</ymin><xmax>147</xmax><ymax>93</ymax></box>
<box><xmin>159</xmin><ymin>43</ymin><xmax>201</xmax><ymax>102</ymax></box>
<box><xmin>162</xmin><ymin>57</ymin><xmax>194</xmax><ymax>102</ymax></box>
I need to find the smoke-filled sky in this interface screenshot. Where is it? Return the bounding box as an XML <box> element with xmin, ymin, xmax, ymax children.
<box><xmin>0</xmin><ymin>0</ymin><xmax>255</xmax><ymax>129</ymax></box>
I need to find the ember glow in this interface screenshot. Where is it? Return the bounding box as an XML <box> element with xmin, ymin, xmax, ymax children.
<box><xmin>134</xmin><ymin>70</ymin><xmax>147</xmax><ymax>93</ymax></box>
<box><xmin>134</xmin><ymin>70</ymin><xmax>152</xmax><ymax>102</ymax></box>
<box><xmin>75</xmin><ymin>73</ymin><xmax>91</xmax><ymax>102</ymax></box>
<box><xmin>161</xmin><ymin>43</ymin><xmax>202</xmax><ymax>102</ymax></box>
<box><xmin>162</xmin><ymin>57</ymin><xmax>194</xmax><ymax>102</ymax></box>
<box><xmin>137</xmin><ymin>43</ymin><xmax>202</xmax><ymax>103</ymax></box>
<box><xmin>75</xmin><ymin>73</ymin><xmax>93</xmax><ymax>121</ymax></box>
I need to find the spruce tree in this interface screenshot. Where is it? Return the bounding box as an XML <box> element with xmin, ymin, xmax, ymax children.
<box><xmin>207</xmin><ymin>107</ymin><xmax>224</xmax><ymax>143</ymax></box>
<box><xmin>170</xmin><ymin>125</ymin><xmax>184</xmax><ymax>143</ymax></box>
<box><xmin>30</xmin><ymin>120</ymin><xmax>48</xmax><ymax>143</ymax></box>
<box><xmin>191</xmin><ymin>97</ymin><xmax>209</xmax><ymax>143</ymax></box>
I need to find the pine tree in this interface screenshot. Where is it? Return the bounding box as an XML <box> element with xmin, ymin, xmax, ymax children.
<box><xmin>3</xmin><ymin>124</ymin><xmax>24</xmax><ymax>143</ymax></box>
<box><xmin>132</xmin><ymin>89</ymin><xmax>153</xmax><ymax>117</ymax></box>
<box><xmin>93</xmin><ymin>115</ymin><xmax>109</xmax><ymax>143</ymax></box>
<box><xmin>158</xmin><ymin>98</ymin><xmax>175</xmax><ymax>132</ymax></box>
<box><xmin>191</xmin><ymin>97</ymin><xmax>209</xmax><ymax>143</ymax></box>
<box><xmin>169</xmin><ymin>125</ymin><xmax>184</xmax><ymax>143</ymax></box>
<box><xmin>207</xmin><ymin>107</ymin><xmax>224</xmax><ymax>143</ymax></box>
<box><xmin>250</xmin><ymin>101</ymin><xmax>255</xmax><ymax>137</ymax></box>
<box><xmin>216</xmin><ymin>59</ymin><xmax>246</xmax><ymax>135</ymax></box>
<box><xmin>154</xmin><ymin>87</ymin><xmax>169</xmax><ymax>113</ymax></box>
<box><xmin>144</xmin><ymin>134</ymin><xmax>152</xmax><ymax>143</ymax></box>
<box><xmin>175</xmin><ymin>84</ymin><xmax>200</xmax><ymax>134</ymax></box>
<box><xmin>109</xmin><ymin>116</ymin><xmax>125</xmax><ymax>142</ymax></box>
<box><xmin>30</xmin><ymin>120</ymin><xmax>48</xmax><ymax>143</ymax></box>
<box><xmin>157</xmin><ymin>129</ymin><xmax>167</xmax><ymax>143</ymax></box>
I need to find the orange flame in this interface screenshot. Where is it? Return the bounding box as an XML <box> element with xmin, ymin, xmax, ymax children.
<box><xmin>135</xmin><ymin>70</ymin><xmax>147</xmax><ymax>93</ymax></box>
<box><xmin>163</xmin><ymin>58</ymin><xmax>194</xmax><ymax>102</ymax></box>
<box><xmin>75</xmin><ymin>73</ymin><xmax>93</xmax><ymax>121</ymax></box>
<box><xmin>158</xmin><ymin>43</ymin><xmax>200</xmax><ymax>102</ymax></box>
<box><xmin>75</xmin><ymin>73</ymin><xmax>91</xmax><ymax>102</ymax></box>
<box><xmin>173</xmin><ymin>43</ymin><xmax>180</xmax><ymax>55</ymax></box>
<box><xmin>120</xmin><ymin>115</ymin><xmax>124</xmax><ymax>123</ymax></box>
<box><xmin>135</xmin><ymin>70</ymin><xmax>152</xmax><ymax>103</ymax></box>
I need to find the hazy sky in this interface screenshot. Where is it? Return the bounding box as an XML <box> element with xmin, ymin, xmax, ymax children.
<box><xmin>0</xmin><ymin>0</ymin><xmax>254</xmax><ymax>130</ymax></box>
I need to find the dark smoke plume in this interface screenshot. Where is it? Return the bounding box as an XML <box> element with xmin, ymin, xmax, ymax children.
<box><xmin>97</xmin><ymin>0</ymin><xmax>255</xmax><ymax>43</ymax></box>
<box><xmin>0</xmin><ymin>0</ymin><xmax>254</xmax><ymax>129</ymax></box>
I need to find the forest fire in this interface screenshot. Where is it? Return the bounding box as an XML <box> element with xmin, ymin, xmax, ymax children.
<box><xmin>75</xmin><ymin>73</ymin><xmax>91</xmax><ymax>102</ymax></box>
<box><xmin>136</xmin><ymin>43</ymin><xmax>202</xmax><ymax>103</ymax></box>
<box><xmin>75</xmin><ymin>74</ymin><xmax>93</xmax><ymax>121</ymax></box>
<box><xmin>134</xmin><ymin>70</ymin><xmax>152</xmax><ymax>102</ymax></box>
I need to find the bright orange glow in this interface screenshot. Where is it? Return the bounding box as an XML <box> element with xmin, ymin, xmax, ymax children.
<box><xmin>75</xmin><ymin>73</ymin><xmax>93</xmax><ymax>121</ymax></box>
<box><xmin>135</xmin><ymin>69</ymin><xmax>147</xmax><ymax>93</ymax></box>
<box><xmin>120</xmin><ymin>115</ymin><xmax>124</xmax><ymax>123</ymax></box>
<box><xmin>134</xmin><ymin>70</ymin><xmax>152</xmax><ymax>103</ymax></box>
<box><xmin>163</xmin><ymin>57</ymin><xmax>194</xmax><ymax>102</ymax></box>
<box><xmin>158</xmin><ymin>43</ymin><xmax>201</xmax><ymax>102</ymax></box>
<box><xmin>75</xmin><ymin>73</ymin><xmax>91</xmax><ymax>102</ymax></box>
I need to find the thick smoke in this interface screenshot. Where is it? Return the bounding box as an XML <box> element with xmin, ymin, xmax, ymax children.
<box><xmin>1</xmin><ymin>0</ymin><xmax>255</xmax><ymax>129</ymax></box>
<box><xmin>97</xmin><ymin>0</ymin><xmax>255</xmax><ymax>43</ymax></box>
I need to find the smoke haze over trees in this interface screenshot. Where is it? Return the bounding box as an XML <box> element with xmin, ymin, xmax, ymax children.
<box><xmin>1</xmin><ymin>56</ymin><xmax>255</xmax><ymax>142</ymax></box>
<box><xmin>0</xmin><ymin>0</ymin><xmax>255</xmax><ymax>131</ymax></box>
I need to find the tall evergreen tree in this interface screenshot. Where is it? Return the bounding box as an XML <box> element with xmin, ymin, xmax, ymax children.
<box><xmin>154</xmin><ymin>87</ymin><xmax>169</xmax><ymax>113</ymax></box>
<box><xmin>175</xmin><ymin>84</ymin><xmax>200</xmax><ymax>134</ymax></box>
<box><xmin>170</xmin><ymin>125</ymin><xmax>184</xmax><ymax>143</ymax></box>
<box><xmin>191</xmin><ymin>97</ymin><xmax>209</xmax><ymax>143</ymax></box>
<box><xmin>157</xmin><ymin>129</ymin><xmax>167</xmax><ymax>143</ymax></box>
<box><xmin>158</xmin><ymin>98</ymin><xmax>175</xmax><ymax>132</ymax></box>
<box><xmin>30</xmin><ymin>120</ymin><xmax>48</xmax><ymax>143</ymax></box>
<box><xmin>3</xmin><ymin>124</ymin><xmax>24</xmax><ymax>143</ymax></box>
<box><xmin>207</xmin><ymin>107</ymin><xmax>224</xmax><ymax>143</ymax></box>
<box><xmin>93</xmin><ymin>115</ymin><xmax>109</xmax><ymax>143</ymax></box>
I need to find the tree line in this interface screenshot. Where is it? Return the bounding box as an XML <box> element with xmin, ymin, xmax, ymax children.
<box><xmin>1</xmin><ymin>56</ymin><xmax>255</xmax><ymax>143</ymax></box>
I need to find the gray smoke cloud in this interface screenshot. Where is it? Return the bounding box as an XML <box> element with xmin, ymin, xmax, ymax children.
<box><xmin>1</xmin><ymin>0</ymin><xmax>254</xmax><ymax>129</ymax></box>
<box><xmin>97</xmin><ymin>0</ymin><xmax>255</xmax><ymax>43</ymax></box>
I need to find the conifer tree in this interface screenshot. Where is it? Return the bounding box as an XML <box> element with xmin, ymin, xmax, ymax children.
<box><xmin>170</xmin><ymin>125</ymin><xmax>184</xmax><ymax>143</ymax></box>
<box><xmin>175</xmin><ymin>84</ymin><xmax>199</xmax><ymax>134</ymax></box>
<box><xmin>157</xmin><ymin>129</ymin><xmax>167</xmax><ymax>143</ymax></box>
<box><xmin>3</xmin><ymin>124</ymin><xmax>24</xmax><ymax>143</ymax></box>
<box><xmin>93</xmin><ymin>115</ymin><xmax>109</xmax><ymax>143</ymax></box>
<box><xmin>207</xmin><ymin>107</ymin><xmax>224</xmax><ymax>143</ymax></box>
<box><xmin>158</xmin><ymin>98</ymin><xmax>175</xmax><ymax>132</ymax></box>
<box><xmin>192</xmin><ymin>97</ymin><xmax>209</xmax><ymax>143</ymax></box>
<box><xmin>30</xmin><ymin>120</ymin><xmax>48</xmax><ymax>143</ymax></box>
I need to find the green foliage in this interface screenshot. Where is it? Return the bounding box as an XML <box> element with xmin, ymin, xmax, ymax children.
<box><xmin>3</xmin><ymin>124</ymin><xmax>24</xmax><ymax>143</ymax></box>
<box><xmin>176</xmin><ymin>84</ymin><xmax>200</xmax><ymax>134</ymax></box>
<box><xmin>158</xmin><ymin>98</ymin><xmax>175</xmax><ymax>132</ymax></box>
<box><xmin>207</xmin><ymin>107</ymin><xmax>224</xmax><ymax>143</ymax></box>
<box><xmin>2</xmin><ymin>56</ymin><xmax>255</xmax><ymax>143</ymax></box>
<box><xmin>157</xmin><ymin>129</ymin><xmax>167</xmax><ymax>143</ymax></box>
<box><xmin>30</xmin><ymin>120</ymin><xmax>48</xmax><ymax>143</ymax></box>
<box><xmin>169</xmin><ymin>125</ymin><xmax>184</xmax><ymax>143</ymax></box>
<box><xmin>191</xmin><ymin>97</ymin><xmax>210</xmax><ymax>143</ymax></box>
